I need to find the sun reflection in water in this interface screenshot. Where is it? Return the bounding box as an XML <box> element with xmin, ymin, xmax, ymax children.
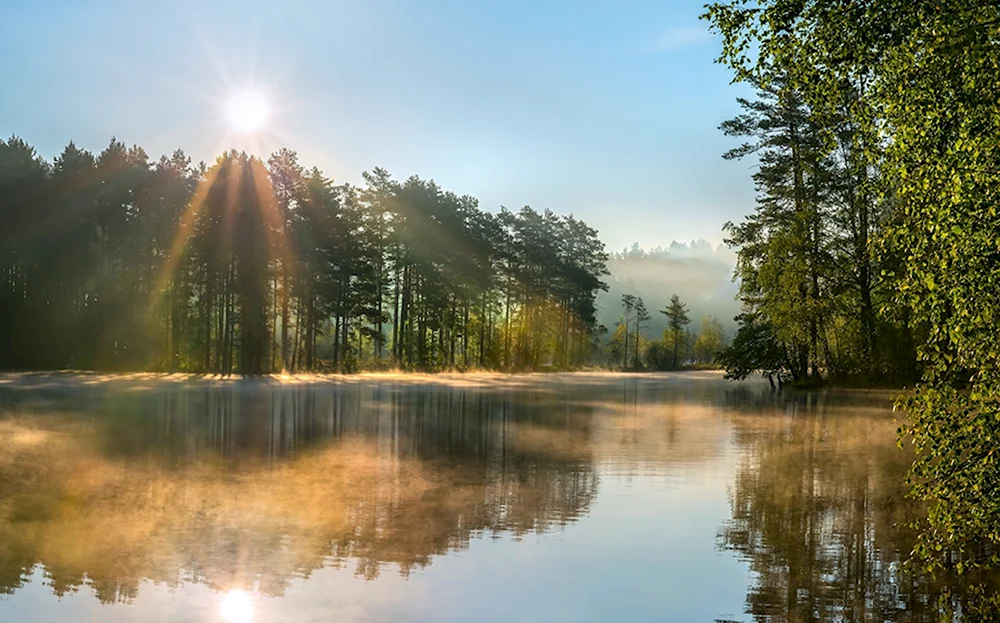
<box><xmin>219</xmin><ymin>589</ymin><xmax>254</xmax><ymax>623</ymax></box>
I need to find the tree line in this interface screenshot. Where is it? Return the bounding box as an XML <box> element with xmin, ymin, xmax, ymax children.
<box><xmin>605</xmin><ymin>293</ymin><xmax>727</xmax><ymax>370</ymax></box>
<box><xmin>599</xmin><ymin>242</ymin><xmax>740</xmax><ymax>342</ymax></box>
<box><xmin>705</xmin><ymin>0</ymin><xmax>1000</xmax><ymax>600</ymax></box>
<box><xmin>0</xmin><ymin>138</ymin><xmax>609</xmax><ymax>373</ymax></box>
<box><xmin>710</xmin><ymin>72</ymin><xmax>919</xmax><ymax>387</ymax></box>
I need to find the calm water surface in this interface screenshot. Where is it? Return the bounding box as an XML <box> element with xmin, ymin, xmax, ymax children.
<box><xmin>0</xmin><ymin>372</ymin><xmax>927</xmax><ymax>622</ymax></box>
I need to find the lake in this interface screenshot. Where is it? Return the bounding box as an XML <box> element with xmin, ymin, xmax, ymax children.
<box><xmin>0</xmin><ymin>371</ymin><xmax>934</xmax><ymax>622</ymax></box>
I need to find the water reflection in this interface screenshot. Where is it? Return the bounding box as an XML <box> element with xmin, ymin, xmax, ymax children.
<box><xmin>219</xmin><ymin>589</ymin><xmax>254</xmax><ymax>623</ymax></box>
<box><xmin>0</xmin><ymin>373</ymin><xmax>993</xmax><ymax>621</ymax></box>
<box><xmin>0</xmin><ymin>378</ymin><xmax>601</xmax><ymax>603</ymax></box>
<box><xmin>717</xmin><ymin>390</ymin><xmax>999</xmax><ymax>622</ymax></box>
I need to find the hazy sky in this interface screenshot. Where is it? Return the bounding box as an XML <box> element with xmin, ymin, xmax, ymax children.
<box><xmin>0</xmin><ymin>0</ymin><xmax>754</xmax><ymax>251</ymax></box>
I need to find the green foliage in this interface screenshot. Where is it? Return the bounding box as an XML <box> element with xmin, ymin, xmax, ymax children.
<box><xmin>704</xmin><ymin>0</ymin><xmax>1000</xmax><ymax>588</ymax></box>
<box><xmin>716</xmin><ymin>313</ymin><xmax>787</xmax><ymax>385</ymax></box>
<box><xmin>903</xmin><ymin>386</ymin><xmax>1000</xmax><ymax>573</ymax></box>
<box><xmin>632</xmin><ymin>297</ymin><xmax>650</xmax><ymax>368</ymax></box>
<box><xmin>619</xmin><ymin>294</ymin><xmax>636</xmax><ymax>368</ymax></box>
<box><xmin>692</xmin><ymin>316</ymin><xmax>726</xmax><ymax>365</ymax></box>
<box><xmin>606</xmin><ymin>322</ymin><xmax>628</xmax><ymax>368</ymax></box>
<box><xmin>720</xmin><ymin>76</ymin><xmax>826</xmax><ymax>381</ymax></box>
<box><xmin>715</xmin><ymin>72</ymin><xmax>916</xmax><ymax>384</ymax></box>
<box><xmin>611</xmin><ymin>294</ymin><xmax>652</xmax><ymax>369</ymax></box>
<box><xmin>634</xmin><ymin>295</ymin><xmax>706</xmax><ymax>371</ymax></box>
<box><xmin>642</xmin><ymin>339</ymin><xmax>670</xmax><ymax>371</ymax></box>
<box><xmin>0</xmin><ymin>138</ymin><xmax>609</xmax><ymax>373</ymax></box>
<box><xmin>662</xmin><ymin>294</ymin><xmax>691</xmax><ymax>369</ymax></box>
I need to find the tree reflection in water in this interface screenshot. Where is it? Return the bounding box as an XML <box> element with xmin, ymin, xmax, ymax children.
<box><xmin>3</xmin><ymin>374</ymin><xmax>998</xmax><ymax>621</ymax></box>
<box><xmin>717</xmin><ymin>389</ymin><xmax>1000</xmax><ymax>622</ymax></box>
<box><xmin>0</xmin><ymin>378</ymin><xmax>599</xmax><ymax>602</ymax></box>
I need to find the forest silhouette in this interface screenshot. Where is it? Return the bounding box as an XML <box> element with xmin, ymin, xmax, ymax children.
<box><xmin>0</xmin><ymin>140</ymin><xmax>610</xmax><ymax>374</ymax></box>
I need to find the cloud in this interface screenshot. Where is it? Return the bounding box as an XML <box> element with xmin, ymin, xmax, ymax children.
<box><xmin>651</xmin><ymin>27</ymin><xmax>714</xmax><ymax>51</ymax></box>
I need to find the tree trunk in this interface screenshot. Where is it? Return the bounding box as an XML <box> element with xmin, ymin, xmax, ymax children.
<box><xmin>479</xmin><ymin>295</ymin><xmax>487</xmax><ymax>367</ymax></box>
<box><xmin>204</xmin><ymin>265</ymin><xmax>214</xmax><ymax>371</ymax></box>
<box><xmin>399</xmin><ymin>265</ymin><xmax>411</xmax><ymax>364</ymax></box>
<box><xmin>332</xmin><ymin>314</ymin><xmax>340</xmax><ymax>369</ymax></box>
<box><xmin>623</xmin><ymin>312</ymin><xmax>630</xmax><ymax>368</ymax></box>
<box><xmin>281</xmin><ymin>263</ymin><xmax>290</xmax><ymax>369</ymax></box>
<box><xmin>392</xmin><ymin>262</ymin><xmax>401</xmax><ymax>363</ymax></box>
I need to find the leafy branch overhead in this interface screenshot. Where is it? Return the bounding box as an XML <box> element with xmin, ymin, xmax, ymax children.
<box><xmin>705</xmin><ymin>0</ymin><xmax>1000</xmax><ymax>599</ymax></box>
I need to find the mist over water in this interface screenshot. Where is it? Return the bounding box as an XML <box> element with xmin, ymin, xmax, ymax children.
<box><xmin>599</xmin><ymin>241</ymin><xmax>740</xmax><ymax>338</ymax></box>
<box><xmin>0</xmin><ymin>372</ymin><xmax>952</xmax><ymax>622</ymax></box>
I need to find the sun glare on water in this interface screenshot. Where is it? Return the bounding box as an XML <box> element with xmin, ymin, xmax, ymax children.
<box><xmin>219</xmin><ymin>589</ymin><xmax>254</xmax><ymax>623</ymax></box>
<box><xmin>226</xmin><ymin>90</ymin><xmax>268</xmax><ymax>132</ymax></box>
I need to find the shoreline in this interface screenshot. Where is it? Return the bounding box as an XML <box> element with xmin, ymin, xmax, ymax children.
<box><xmin>0</xmin><ymin>370</ymin><xmax>908</xmax><ymax>398</ymax></box>
<box><xmin>0</xmin><ymin>369</ymin><xmax>741</xmax><ymax>391</ymax></box>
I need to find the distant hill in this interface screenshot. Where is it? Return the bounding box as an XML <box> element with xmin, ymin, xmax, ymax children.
<box><xmin>596</xmin><ymin>241</ymin><xmax>740</xmax><ymax>341</ymax></box>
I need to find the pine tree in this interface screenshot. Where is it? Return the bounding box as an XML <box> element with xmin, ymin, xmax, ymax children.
<box><xmin>662</xmin><ymin>294</ymin><xmax>690</xmax><ymax>369</ymax></box>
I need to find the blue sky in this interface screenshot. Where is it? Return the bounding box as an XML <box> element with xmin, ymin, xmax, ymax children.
<box><xmin>0</xmin><ymin>0</ymin><xmax>753</xmax><ymax>251</ymax></box>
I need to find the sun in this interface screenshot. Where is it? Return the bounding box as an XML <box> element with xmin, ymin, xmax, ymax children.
<box><xmin>226</xmin><ymin>90</ymin><xmax>268</xmax><ymax>133</ymax></box>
